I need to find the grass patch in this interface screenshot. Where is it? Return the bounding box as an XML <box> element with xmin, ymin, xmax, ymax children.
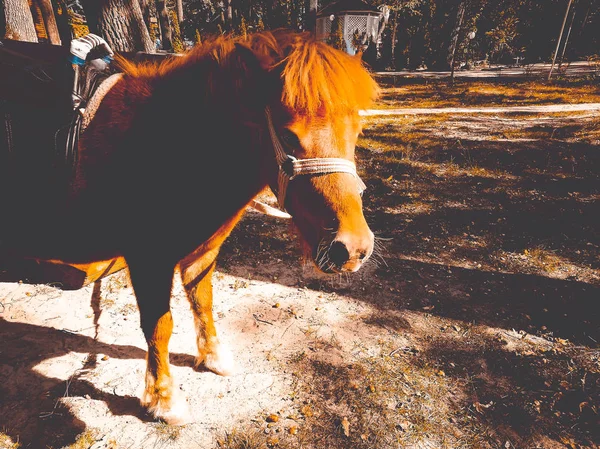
<box><xmin>373</xmin><ymin>79</ymin><xmax>600</xmax><ymax>110</ymax></box>
<box><xmin>0</xmin><ymin>432</ymin><xmax>20</xmax><ymax>449</ymax></box>
<box><xmin>522</xmin><ymin>247</ymin><xmax>564</xmax><ymax>273</ymax></box>
<box><xmin>151</xmin><ymin>422</ymin><xmax>181</xmax><ymax>443</ymax></box>
<box><xmin>216</xmin><ymin>425</ymin><xmax>292</xmax><ymax>449</ymax></box>
<box><xmin>285</xmin><ymin>342</ymin><xmax>490</xmax><ymax>449</ymax></box>
<box><xmin>62</xmin><ymin>429</ymin><xmax>98</xmax><ymax>449</ymax></box>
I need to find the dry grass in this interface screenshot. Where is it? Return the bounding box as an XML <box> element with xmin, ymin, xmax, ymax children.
<box><xmin>218</xmin><ymin>340</ymin><xmax>491</xmax><ymax>449</ymax></box>
<box><xmin>62</xmin><ymin>429</ymin><xmax>98</xmax><ymax>449</ymax></box>
<box><xmin>103</xmin><ymin>270</ymin><xmax>130</xmax><ymax>293</ymax></box>
<box><xmin>151</xmin><ymin>422</ymin><xmax>182</xmax><ymax>443</ymax></box>
<box><xmin>0</xmin><ymin>432</ymin><xmax>20</xmax><ymax>449</ymax></box>
<box><xmin>522</xmin><ymin>247</ymin><xmax>563</xmax><ymax>273</ymax></box>
<box><xmin>374</xmin><ymin>79</ymin><xmax>600</xmax><ymax>110</ymax></box>
<box><xmin>283</xmin><ymin>340</ymin><xmax>492</xmax><ymax>449</ymax></box>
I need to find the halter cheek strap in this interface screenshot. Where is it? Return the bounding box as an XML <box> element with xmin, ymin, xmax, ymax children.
<box><xmin>265</xmin><ymin>107</ymin><xmax>367</xmax><ymax>211</ymax></box>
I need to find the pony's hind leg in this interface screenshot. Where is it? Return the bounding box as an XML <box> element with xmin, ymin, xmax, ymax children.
<box><xmin>180</xmin><ymin>250</ymin><xmax>234</xmax><ymax>376</ymax></box>
<box><xmin>127</xmin><ymin>257</ymin><xmax>192</xmax><ymax>425</ymax></box>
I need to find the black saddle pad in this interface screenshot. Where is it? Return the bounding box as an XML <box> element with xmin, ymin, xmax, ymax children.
<box><xmin>0</xmin><ymin>39</ymin><xmax>73</xmax><ymax>110</ymax></box>
<box><xmin>0</xmin><ymin>39</ymin><xmax>77</xmax><ymax>176</ymax></box>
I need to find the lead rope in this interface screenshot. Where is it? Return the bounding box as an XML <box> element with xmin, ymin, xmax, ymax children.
<box><xmin>264</xmin><ymin>107</ymin><xmax>366</xmax><ymax>211</ymax></box>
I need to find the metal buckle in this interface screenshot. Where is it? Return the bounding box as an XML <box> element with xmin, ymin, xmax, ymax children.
<box><xmin>280</xmin><ymin>155</ymin><xmax>297</xmax><ymax>179</ymax></box>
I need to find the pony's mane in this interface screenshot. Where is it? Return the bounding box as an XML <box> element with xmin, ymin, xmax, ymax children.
<box><xmin>115</xmin><ymin>29</ymin><xmax>380</xmax><ymax>116</ymax></box>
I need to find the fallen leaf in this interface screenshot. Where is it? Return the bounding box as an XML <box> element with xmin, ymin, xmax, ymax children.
<box><xmin>300</xmin><ymin>405</ymin><xmax>313</xmax><ymax>417</ymax></box>
<box><xmin>341</xmin><ymin>417</ymin><xmax>350</xmax><ymax>437</ymax></box>
<box><xmin>266</xmin><ymin>436</ymin><xmax>279</xmax><ymax>446</ymax></box>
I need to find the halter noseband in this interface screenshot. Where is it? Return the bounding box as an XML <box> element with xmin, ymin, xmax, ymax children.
<box><xmin>265</xmin><ymin>107</ymin><xmax>367</xmax><ymax>211</ymax></box>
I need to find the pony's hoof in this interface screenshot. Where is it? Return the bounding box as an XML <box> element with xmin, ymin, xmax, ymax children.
<box><xmin>142</xmin><ymin>390</ymin><xmax>193</xmax><ymax>426</ymax></box>
<box><xmin>198</xmin><ymin>342</ymin><xmax>235</xmax><ymax>376</ymax></box>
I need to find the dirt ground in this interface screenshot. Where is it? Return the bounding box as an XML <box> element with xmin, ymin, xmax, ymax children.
<box><xmin>1</xmin><ymin>77</ymin><xmax>599</xmax><ymax>449</ymax></box>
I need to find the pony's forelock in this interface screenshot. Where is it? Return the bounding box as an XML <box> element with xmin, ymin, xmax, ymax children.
<box><xmin>279</xmin><ymin>36</ymin><xmax>380</xmax><ymax>117</ymax></box>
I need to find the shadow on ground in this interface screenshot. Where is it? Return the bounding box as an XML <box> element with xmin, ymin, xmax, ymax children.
<box><xmin>0</xmin><ymin>318</ymin><xmax>197</xmax><ymax>448</ymax></box>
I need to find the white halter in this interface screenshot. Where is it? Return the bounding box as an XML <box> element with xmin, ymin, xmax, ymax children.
<box><xmin>265</xmin><ymin>107</ymin><xmax>367</xmax><ymax>211</ymax></box>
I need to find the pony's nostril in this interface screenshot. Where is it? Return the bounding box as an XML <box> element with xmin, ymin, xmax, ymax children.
<box><xmin>328</xmin><ymin>241</ymin><xmax>350</xmax><ymax>267</ymax></box>
<box><xmin>358</xmin><ymin>250</ymin><xmax>368</xmax><ymax>261</ymax></box>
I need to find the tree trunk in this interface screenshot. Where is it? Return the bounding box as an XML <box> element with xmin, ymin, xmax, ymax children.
<box><xmin>30</xmin><ymin>0</ymin><xmax>47</xmax><ymax>40</ymax></box>
<box><xmin>52</xmin><ymin>0</ymin><xmax>72</xmax><ymax>45</ymax></box>
<box><xmin>175</xmin><ymin>0</ymin><xmax>183</xmax><ymax>24</ymax></box>
<box><xmin>155</xmin><ymin>0</ymin><xmax>172</xmax><ymax>51</ymax></box>
<box><xmin>549</xmin><ymin>0</ymin><xmax>574</xmax><ymax>81</ymax></box>
<box><xmin>390</xmin><ymin>20</ymin><xmax>398</xmax><ymax>70</ymax></box>
<box><xmin>139</xmin><ymin>0</ymin><xmax>149</xmax><ymax>18</ymax></box>
<box><xmin>36</xmin><ymin>0</ymin><xmax>61</xmax><ymax>44</ymax></box>
<box><xmin>449</xmin><ymin>0</ymin><xmax>466</xmax><ymax>86</ymax></box>
<box><xmin>81</xmin><ymin>0</ymin><xmax>101</xmax><ymax>35</ymax></box>
<box><xmin>305</xmin><ymin>0</ymin><xmax>317</xmax><ymax>32</ymax></box>
<box><xmin>225</xmin><ymin>0</ymin><xmax>232</xmax><ymax>31</ymax></box>
<box><xmin>2</xmin><ymin>0</ymin><xmax>38</xmax><ymax>42</ymax></box>
<box><xmin>83</xmin><ymin>0</ymin><xmax>154</xmax><ymax>53</ymax></box>
<box><xmin>559</xmin><ymin>10</ymin><xmax>576</xmax><ymax>65</ymax></box>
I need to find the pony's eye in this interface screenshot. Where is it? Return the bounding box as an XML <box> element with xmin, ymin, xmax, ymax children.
<box><xmin>280</xmin><ymin>129</ymin><xmax>301</xmax><ymax>149</ymax></box>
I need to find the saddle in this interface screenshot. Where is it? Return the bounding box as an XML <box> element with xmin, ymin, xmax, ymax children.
<box><xmin>0</xmin><ymin>38</ymin><xmax>170</xmax><ymax>174</ymax></box>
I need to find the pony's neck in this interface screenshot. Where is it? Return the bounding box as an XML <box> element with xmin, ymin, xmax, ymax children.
<box><xmin>148</xmin><ymin>62</ymin><xmax>271</xmax><ymax>209</ymax></box>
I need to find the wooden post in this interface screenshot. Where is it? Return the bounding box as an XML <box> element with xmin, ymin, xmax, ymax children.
<box><xmin>559</xmin><ymin>10</ymin><xmax>576</xmax><ymax>65</ymax></box>
<box><xmin>548</xmin><ymin>0</ymin><xmax>574</xmax><ymax>81</ymax></box>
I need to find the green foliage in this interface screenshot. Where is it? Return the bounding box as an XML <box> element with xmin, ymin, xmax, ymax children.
<box><xmin>195</xmin><ymin>28</ymin><xmax>202</xmax><ymax>45</ymax></box>
<box><xmin>352</xmin><ymin>29</ymin><xmax>367</xmax><ymax>54</ymax></box>
<box><xmin>238</xmin><ymin>17</ymin><xmax>247</xmax><ymax>39</ymax></box>
<box><xmin>175</xmin><ymin>0</ymin><xmax>600</xmax><ymax>69</ymax></box>
<box><xmin>148</xmin><ymin>22</ymin><xmax>158</xmax><ymax>43</ymax></box>
<box><xmin>486</xmin><ymin>16</ymin><xmax>519</xmax><ymax>62</ymax></box>
<box><xmin>169</xmin><ymin>10</ymin><xmax>185</xmax><ymax>53</ymax></box>
<box><xmin>328</xmin><ymin>17</ymin><xmax>345</xmax><ymax>51</ymax></box>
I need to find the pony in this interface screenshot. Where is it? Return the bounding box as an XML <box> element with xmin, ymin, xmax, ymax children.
<box><xmin>0</xmin><ymin>29</ymin><xmax>380</xmax><ymax>425</ymax></box>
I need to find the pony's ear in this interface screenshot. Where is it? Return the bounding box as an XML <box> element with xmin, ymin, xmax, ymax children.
<box><xmin>231</xmin><ymin>42</ymin><xmax>281</xmax><ymax>107</ymax></box>
<box><xmin>232</xmin><ymin>42</ymin><xmax>264</xmax><ymax>73</ymax></box>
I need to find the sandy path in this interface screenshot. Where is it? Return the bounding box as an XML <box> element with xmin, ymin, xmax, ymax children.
<box><xmin>360</xmin><ymin>102</ymin><xmax>600</xmax><ymax>116</ymax></box>
<box><xmin>0</xmin><ymin>230</ymin><xmax>382</xmax><ymax>448</ymax></box>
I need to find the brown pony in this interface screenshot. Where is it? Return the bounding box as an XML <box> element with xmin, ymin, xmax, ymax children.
<box><xmin>2</xmin><ymin>29</ymin><xmax>379</xmax><ymax>424</ymax></box>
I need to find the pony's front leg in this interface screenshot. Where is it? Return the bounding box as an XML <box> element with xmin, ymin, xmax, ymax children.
<box><xmin>180</xmin><ymin>249</ymin><xmax>234</xmax><ymax>376</ymax></box>
<box><xmin>127</xmin><ymin>257</ymin><xmax>192</xmax><ymax>425</ymax></box>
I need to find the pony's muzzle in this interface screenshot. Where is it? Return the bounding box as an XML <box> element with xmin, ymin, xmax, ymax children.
<box><xmin>325</xmin><ymin>230</ymin><xmax>374</xmax><ymax>273</ymax></box>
